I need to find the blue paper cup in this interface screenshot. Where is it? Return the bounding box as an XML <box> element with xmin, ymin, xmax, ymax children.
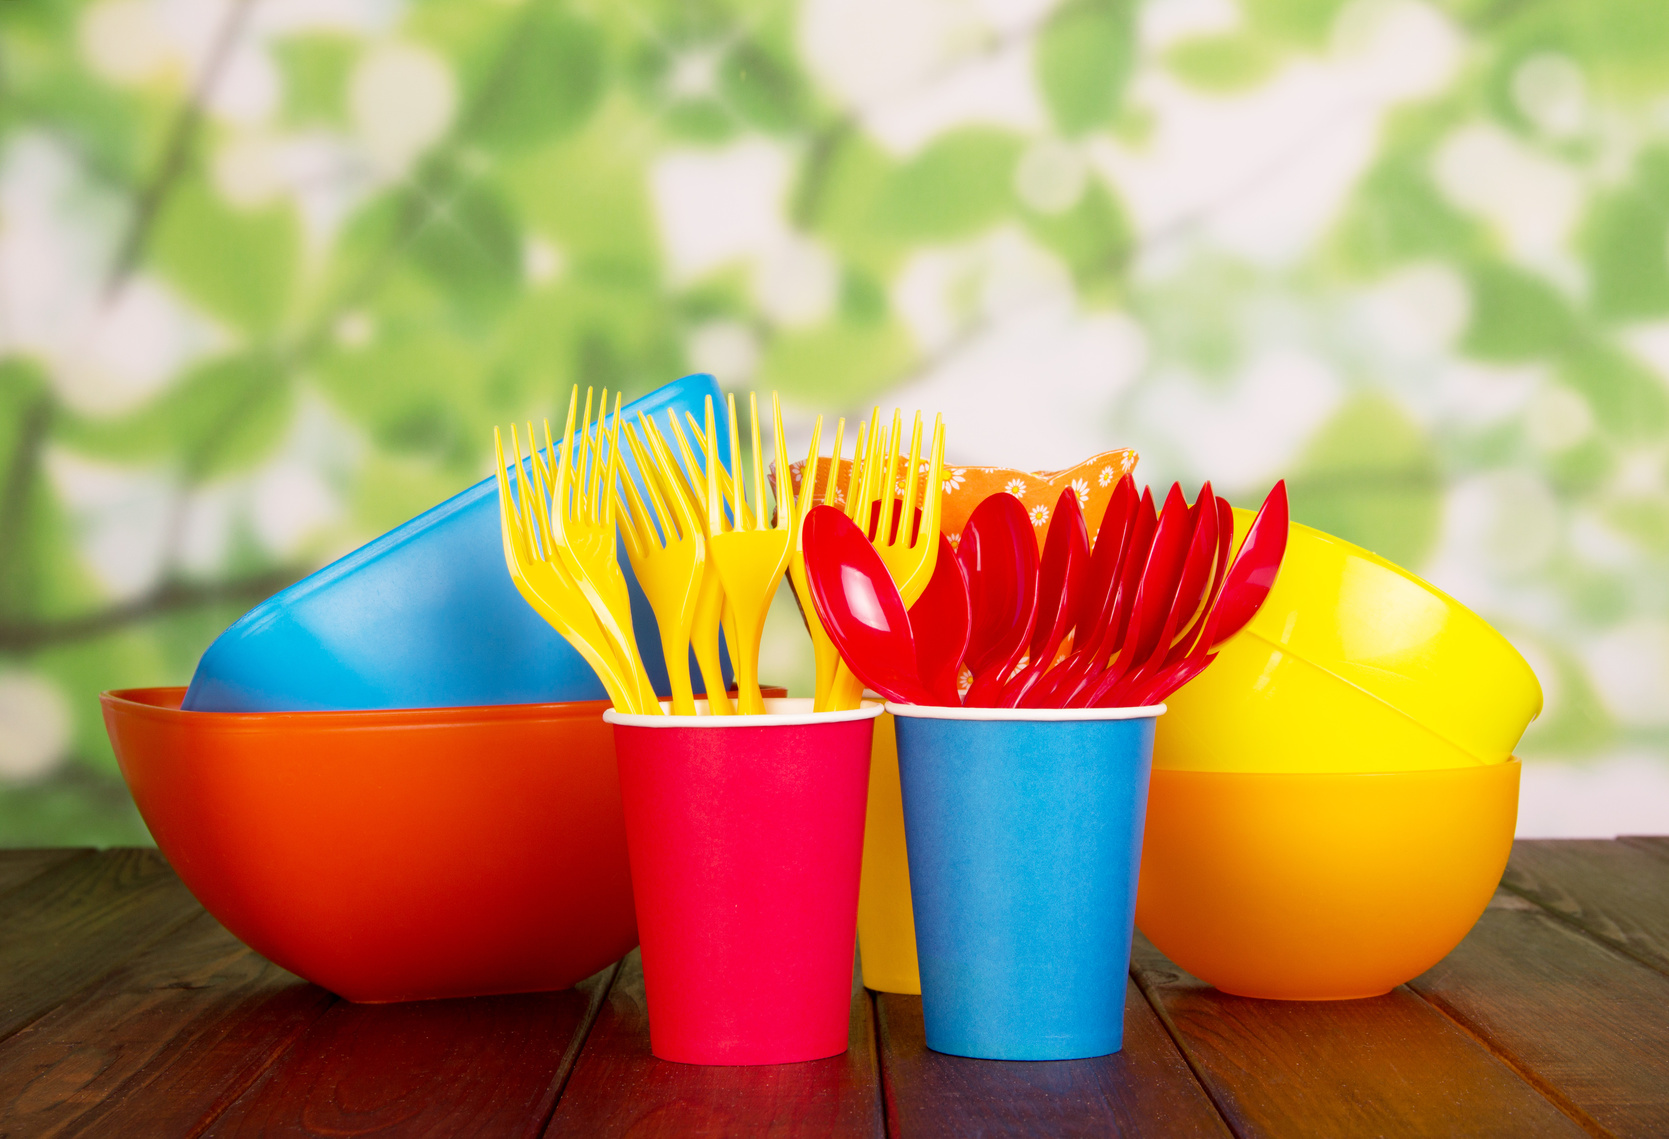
<box><xmin>887</xmin><ymin>702</ymin><xmax>1164</xmax><ymax>1061</ymax></box>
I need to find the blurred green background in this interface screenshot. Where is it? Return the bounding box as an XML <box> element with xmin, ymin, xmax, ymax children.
<box><xmin>3</xmin><ymin>0</ymin><xmax>1668</xmax><ymax>843</ymax></box>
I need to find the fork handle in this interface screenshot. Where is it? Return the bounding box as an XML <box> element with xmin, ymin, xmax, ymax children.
<box><xmin>731</xmin><ymin>611</ymin><xmax>767</xmax><ymax>714</ymax></box>
<box><xmin>828</xmin><ymin>662</ymin><xmax>866</xmax><ymax>711</ymax></box>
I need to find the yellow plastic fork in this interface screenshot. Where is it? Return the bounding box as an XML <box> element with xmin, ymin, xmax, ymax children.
<box><xmin>784</xmin><ymin>416</ymin><xmax>851</xmax><ymax>712</ymax></box>
<box><xmin>493</xmin><ymin>425</ymin><xmax>639</xmax><ymax>711</ymax></box>
<box><xmin>660</xmin><ymin>411</ymin><xmax>741</xmax><ymax>714</ymax></box>
<box><xmin>618</xmin><ymin>420</ymin><xmax>706</xmax><ymax>716</ymax></box>
<box><xmin>548</xmin><ymin>387</ymin><xmax>660</xmax><ymax>715</ymax></box>
<box><xmin>703</xmin><ymin>392</ymin><xmax>793</xmax><ymax>715</ymax></box>
<box><xmin>827</xmin><ymin>408</ymin><xmax>948</xmax><ymax>709</ymax></box>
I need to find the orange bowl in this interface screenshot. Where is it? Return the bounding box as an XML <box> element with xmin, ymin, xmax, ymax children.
<box><xmin>1135</xmin><ymin>759</ymin><xmax>1519</xmax><ymax>1000</ymax></box>
<box><xmin>101</xmin><ymin>687</ymin><xmax>639</xmax><ymax>1003</ymax></box>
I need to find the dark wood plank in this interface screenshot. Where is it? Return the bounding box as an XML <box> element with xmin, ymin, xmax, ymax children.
<box><xmin>0</xmin><ymin>850</ymin><xmax>90</xmax><ymax>898</ymax></box>
<box><xmin>1503</xmin><ymin>839</ymin><xmax>1669</xmax><ymax>977</ymax></box>
<box><xmin>1130</xmin><ymin>933</ymin><xmax>1588</xmax><ymax>1138</ymax></box>
<box><xmin>0</xmin><ymin>849</ymin><xmax>204</xmax><ymax>1044</ymax></box>
<box><xmin>545</xmin><ymin>950</ymin><xmax>884</xmax><ymax>1138</ymax></box>
<box><xmin>1412</xmin><ymin>889</ymin><xmax>1669</xmax><ymax>1138</ymax></box>
<box><xmin>874</xmin><ymin>979</ymin><xmax>1231</xmax><ymax>1138</ymax></box>
<box><xmin>0</xmin><ymin>909</ymin><xmax>334</xmax><ymax>1139</ymax></box>
<box><xmin>201</xmin><ymin>962</ymin><xmax>618</xmax><ymax>1138</ymax></box>
<box><xmin>1618</xmin><ymin>835</ymin><xmax>1669</xmax><ymax>860</ymax></box>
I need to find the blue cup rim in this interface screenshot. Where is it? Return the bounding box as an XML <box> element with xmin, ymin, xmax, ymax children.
<box><xmin>884</xmin><ymin>702</ymin><xmax>1166</xmax><ymax>722</ymax></box>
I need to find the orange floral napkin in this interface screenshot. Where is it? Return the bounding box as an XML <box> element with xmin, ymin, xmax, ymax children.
<box><xmin>786</xmin><ymin>448</ymin><xmax>1138</xmax><ymax>552</ymax></box>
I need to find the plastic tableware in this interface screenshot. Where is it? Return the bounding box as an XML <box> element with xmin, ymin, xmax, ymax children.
<box><xmin>619</xmin><ymin>420</ymin><xmax>708</xmax><ymax>715</ymax></box>
<box><xmin>100</xmin><ymin>687</ymin><xmax>640</xmax><ymax>1002</ymax></box>
<box><xmin>546</xmin><ymin>388</ymin><xmax>660</xmax><ymax>713</ymax></box>
<box><xmin>826</xmin><ymin>409</ymin><xmax>948</xmax><ymax>710</ymax></box>
<box><xmin>184</xmin><ymin>373</ymin><xmax>727</xmax><ymax>712</ymax></box>
<box><xmin>1000</xmin><ymin>487</ymin><xmax>1089</xmax><ymax>706</ymax></box>
<box><xmin>908</xmin><ymin>533</ymin><xmax>971</xmax><ymax>706</ymax></box>
<box><xmin>1136</xmin><ymin>759</ymin><xmax>1520</xmax><ymax>999</ymax></box>
<box><xmin>803</xmin><ymin>506</ymin><xmax>935</xmax><ymax>706</ymax></box>
<box><xmin>855</xmin><ymin>705</ymin><xmax>920</xmax><ymax>994</ymax></box>
<box><xmin>960</xmin><ymin>494</ymin><xmax>1039</xmax><ymax>707</ymax></box>
<box><xmin>704</xmin><ymin>393</ymin><xmax>794</xmax><ymax>715</ymax></box>
<box><xmin>604</xmin><ymin>698</ymin><xmax>883</xmax><ymax>1064</ymax></box>
<box><xmin>889</xmin><ymin>702</ymin><xmax>1164</xmax><ymax>1060</ymax></box>
<box><xmin>495</xmin><ymin>425</ymin><xmax>639</xmax><ymax>713</ymax></box>
<box><xmin>1156</xmin><ymin>515</ymin><xmax>1542</xmax><ymax>773</ymax></box>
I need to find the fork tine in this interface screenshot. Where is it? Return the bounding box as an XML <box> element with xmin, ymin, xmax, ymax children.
<box><xmin>844</xmin><ymin>418</ymin><xmax>869</xmax><ymax>523</ymax></box>
<box><xmin>900</xmin><ymin>410</ymin><xmax>923</xmax><ymax>547</ymax></box>
<box><xmin>616</xmin><ymin>425</ymin><xmax>655</xmax><ymax>561</ymax></box>
<box><xmin>685</xmin><ymin>409</ymin><xmax>755</xmax><ymax>530</ymax></box>
<box><xmin>666</xmin><ymin>410</ymin><xmax>710</xmax><ymax>509</ymax></box>
<box><xmin>494</xmin><ymin>428</ymin><xmax>527</xmax><ymax>563</ymax></box>
<box><xmin>923</xmin><ymin>413</ymin><xmax>946</xmax><ymax>530</ymax></box>
<box><xmin>524</xmin><ymin>421</ymin><xmax>550</xmax><ymax>556</ymax></box>
<box><xmin>625</xmin><ymin>420</ymin><xmax>673</xmax><ymax>545</ymax></box>
<box><xmin>642</xmin><ymin>413</ymin><xmax>703</xmax><ymax>544</ymax></box>
<box><xmin>512</xmin><ymin>424</ymin><xmax>541</xmax><ymax>560</ymax></box>
<box><xmin>799</xmin><ymin>412</ymin><xmax>823</xmax><ymax>525</ymax></box>
<box><xmin>602</xmin><ymin>392</ymin><xmax>622</xmax><ymax>535</ymax></box>
<box><xmin>879</xmin><ymin>409</ymin><xmax>903</xmax><ymax>544</ymax></box>
<box><xmin>823</xmin><ymin>418</ymin><xmax>844</xmax><ymax>508</ymax></box>
<box><xmin>578</xmin><ymin>387</ymin><xmax>596</xmax><ymax>521</ymax></box>
<box><xmin>750</xmin><ymin>393</ymin><xmax>769</xmax><ymax>531</ymax></box>
<box><xmin>771</xmin><ymin>393</ymin><xmax>794</xmax><ymax>532</ymax></box>
<box><xmin>704</xmin><ymin>396</ymin><xmax>725</xmax><ymax>536</ymax></box>
<box><xmin>556</xmin><ymin>386</ymin><xmax>579</xmax><ymax>535</ymax></box>
<box><xmin>726</xmin><ymin>393</ymin><xmax>746</xmax><ymax>532</ymax></box>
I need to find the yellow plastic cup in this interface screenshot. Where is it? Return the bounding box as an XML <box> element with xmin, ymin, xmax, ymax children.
<box><xmin>856</xmin><ymin>709</ymin><xmax>921</xmax><ymax>994</ymax></box>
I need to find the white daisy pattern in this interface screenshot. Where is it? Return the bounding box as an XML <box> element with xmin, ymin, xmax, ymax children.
<box><xmin>1098</xmin><ymin>465</ymin><xmax>1116</xmax><ymax>487</ymax></box>
<box><xmin>1070</xmin><ymin>478</ymin><xmax>1091</xmax><ymax>505</ymax></box>
<box><xmin>1030</xmin><ymin>503</ymin><xmax>1050</xmax><ymax>527</ymax></box>
<box><xmin>1005</xmin><ymin>478</ymin><xmax>1028</xmax><ymax>499</ymax></box>
<box><xmin>942</xmin><ymin>467</ymin><xmax>966</xmax><ymax>494</ymax></box>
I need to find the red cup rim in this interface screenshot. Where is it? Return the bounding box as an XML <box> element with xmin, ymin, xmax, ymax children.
<box><xmin>603</xmin><ymin>697</ymin><xmax>883</xmax><ymax>728</ymax></box>
<box><xmin>884</xmin><ymin>701</ymin><xmax>1166</xmax><ymax>722</ymax></box>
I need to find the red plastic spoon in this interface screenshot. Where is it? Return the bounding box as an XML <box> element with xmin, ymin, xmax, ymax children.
<box><xmin>909</xmin><ymin>532</ymin><xmax>971</xmax><ymax>705</ymax></box>
<box><xmin>959</xmin><ymin>494</ymin><xmax>1039</xmax><ymax>706</ymax></box>
<box><xmin>1003</xmin><ymin>487</ymin><xmax>1089</xmax><ymax>707</ymax></box>
<box><xmin>802</xmin><ymin>505</ymin><xmax>935</xmax><ymax>706</ymax></box>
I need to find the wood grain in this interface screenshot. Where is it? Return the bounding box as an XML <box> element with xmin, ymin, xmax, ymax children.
<box><xmin>1412</xmin><ymin>890</ymin><xmax>1669</xmax><ymax>1138</ymax></box>
<box><xmin>1130</xmin><ymin>933</ymin><xmax>1588</xmax><ymax>1138</ymax></box>
<box><xmin>0</xmin><ymin>909</ymin><xmax>333</xmax><ymax>1139</ymax></box>
<box><xmin>0</xmin><ymin>849</ymin><xmax>203</xmax><ymax>1045</ymax></box>
<box><xmin>1503</xmin><ymin>839</ymin><xmax>1669</xmax><ymax>977</ymax></box>
<box><xmin>0</xmin><ymin>850</ymin><xmax>90</xmax><ymax>899</ymax></box>
<box><xmin>200</xmin><ymin>962</ymin><xmax>618</xmax><ymax>1138</ymax></box>
<box><xmin>545</xmin><ymin>950</ymin><xmax>884</xmax><ymax>1138</ymax></box>
<box><xmin>1618</xmin><ymin>836</ymin><xmax>1669</xmax><ymax>861</ymax></box>
<box><xmin>874</xmin><ymin>979</ymin><xmax>1231</xmax><ymax>1138</ymax></box>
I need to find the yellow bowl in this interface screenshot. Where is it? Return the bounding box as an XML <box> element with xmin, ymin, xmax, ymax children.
<box><xmin>1157</xmin><ymin>516</ymin><xmax>1541</xmax><ymax>773</ymax></box>
<box><xmin>1136</xmin><ymin>759</ymin><xmax>1520</xmax><ymax>1000</ymax></box>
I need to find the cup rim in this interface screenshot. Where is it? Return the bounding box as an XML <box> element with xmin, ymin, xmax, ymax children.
<box><xmin>884</xmin><ymin>701</ymin><xmax>1166</xmax><ymax>722</ymax></box>
<box><xmin>603</xmin><ymin>697</ymin><xmax>884</xmax><ymax>728</ymax></box>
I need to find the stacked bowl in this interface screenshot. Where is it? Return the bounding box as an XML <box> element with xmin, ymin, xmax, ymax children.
<box><xmin>1138</xmin><ymin>513</ymin><xmax>1541</xmax><ymax>999</ymax></box>
<box><xmin>102</xmin><ymin>374</ymin><xmax>729</xmax><ymax>1002</ymax></box>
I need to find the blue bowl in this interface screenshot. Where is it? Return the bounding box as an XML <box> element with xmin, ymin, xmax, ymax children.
<box><xmin>184</xmin><ymin>374</ymin><xmax>729</xmax><ymax>712</ymax></box>
<box><xmin>889</xmin><ymin>703</ymin><xmax>1162</xmax><ymax>1061</ymax></box>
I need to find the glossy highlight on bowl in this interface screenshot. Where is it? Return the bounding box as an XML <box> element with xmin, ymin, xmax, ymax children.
<box><xmin>101</xmin><ymin>687</ymin><xmax>640</xmax><ymax>1003</ymax></box>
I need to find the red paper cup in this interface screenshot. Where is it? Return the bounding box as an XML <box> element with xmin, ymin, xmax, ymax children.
<box><xmin>604</xmin><ymin>697</ymin><xmax>883</xmax><ymax>1065</ymax></box>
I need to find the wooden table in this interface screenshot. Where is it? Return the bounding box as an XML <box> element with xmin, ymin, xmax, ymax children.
<box><xmin>1</xmin><ymin>840</ymin><xmax>1667</xmax><ymax>1137</ymax></box>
